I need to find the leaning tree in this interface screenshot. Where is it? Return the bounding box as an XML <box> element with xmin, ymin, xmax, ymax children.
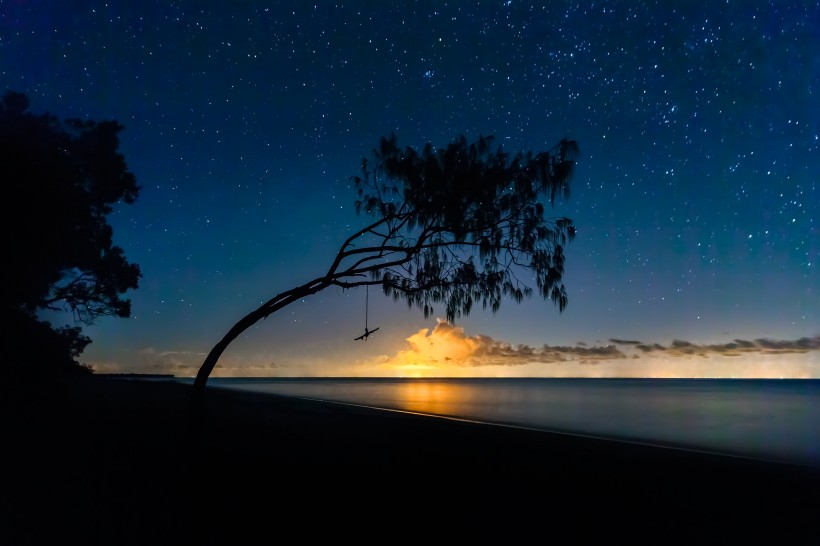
<box><xmin>192</xmin><ymin>133</ymin><xmax>579</xmax><ymax>400</ymax></box>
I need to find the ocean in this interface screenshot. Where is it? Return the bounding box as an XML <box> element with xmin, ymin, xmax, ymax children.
<box><xmin>197</xmin><ymin>377</ymin><xmax>820</xmax><ymax>468</ymax></box>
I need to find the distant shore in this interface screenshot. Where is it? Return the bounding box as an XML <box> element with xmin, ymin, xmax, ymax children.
<box><xmin>3</xmin><ymin>374</ymin><xmax>818</xmax><ymax>544</ymax></box>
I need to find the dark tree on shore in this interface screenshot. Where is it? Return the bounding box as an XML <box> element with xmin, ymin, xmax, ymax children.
<box><xmin>193</xmin><ymin>133</ymin><xmax>578</xmax><ymax>399</ymax></box>
<box><xmin>1</xmin><ymin>91</ymin><xmax>141</xmax><ymax>377</ymax></box>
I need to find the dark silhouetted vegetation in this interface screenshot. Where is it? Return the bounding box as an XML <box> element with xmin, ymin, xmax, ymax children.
<box><xmin>1</xmin><ymin>91</ymin><xmax>141</xmax><ymax>378</ymax></box>
<box><xmin>194</xmin><ymin>133</ymin><xmax>579</xmax><ymax>399</ymax></box>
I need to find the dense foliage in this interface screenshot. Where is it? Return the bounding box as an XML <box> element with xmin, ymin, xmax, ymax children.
<box><xmin>1</xmin><ymin>91</ymin><xmax>141</xmax><ymax>377</ymax></box>
<box><xmin>351</xmin><ymin>133</ymin><xmax>578</xmax><ymax>322</ymax></box>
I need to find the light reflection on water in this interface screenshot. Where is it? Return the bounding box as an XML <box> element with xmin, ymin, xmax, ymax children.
<box><xmin>202</xmin><ymin>378</ymin><xmax>820</xmax><ymax>468</ymax></box>
<box><xmin>394</xmin><ymin>380</ymin><xmax>478</xmax><ymax>415</ymax></box>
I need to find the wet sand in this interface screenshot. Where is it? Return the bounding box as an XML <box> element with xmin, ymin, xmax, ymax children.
<box><xmin>3</xmin><ymin>375</ymin><xmax>818</xmax><ymax>544</ymax></box>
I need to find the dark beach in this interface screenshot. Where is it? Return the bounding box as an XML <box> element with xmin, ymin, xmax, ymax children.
<box><xmin>3</xmin><ymin>375</ymin><xmax>818</xmax><ymax>545</ymax></box>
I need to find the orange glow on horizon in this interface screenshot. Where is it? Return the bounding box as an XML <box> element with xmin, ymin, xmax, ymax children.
<box><xmin>88</xmin><ymin>321</ymin><xmax>819</xmax><ymax>379</ymax></box>
<box><xmin>364</xmin><ymin>320</ymin><xmax>819</xmax><ymax>380</ymax></box>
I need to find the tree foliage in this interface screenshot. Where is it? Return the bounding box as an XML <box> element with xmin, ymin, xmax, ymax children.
<box><xmin>352</xmin><ymin>133</ymin><xmax>577</xmax><ymax>321</ymax></box>
<box><xmin>1</xmin><ymin>90</ymin><xmax>141</xmax><ymax>376</ymax></box>
<box><xmin>193</xmin><ymin>132</ymin><xmax>578</xmax><ymax>395</ymax></box>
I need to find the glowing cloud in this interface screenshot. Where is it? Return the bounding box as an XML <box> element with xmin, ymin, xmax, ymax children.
<box><xmin>378</xmin><ymin>318</ymin><xmax>627</xmax><ymax>372</ymax></box>
<box><xmin>372</xmin><ymin>321</ymin><xmax>820</xmax><ymax>378</ymax></box>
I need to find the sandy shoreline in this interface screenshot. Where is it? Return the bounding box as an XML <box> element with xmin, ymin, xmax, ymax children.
<box><xmin>3</xmin><ymin>375</ymin><xmax>819</xmax><ymax>544</ymax></box>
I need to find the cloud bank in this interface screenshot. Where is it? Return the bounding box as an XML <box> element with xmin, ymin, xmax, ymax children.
<box><xmin>375</xmin><ymin>319</ymin><xmax>820</xmax><ymax>372</ymax></box>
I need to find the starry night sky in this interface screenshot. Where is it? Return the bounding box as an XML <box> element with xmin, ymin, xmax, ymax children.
<box><xmin>3</xmin><ymin>1</ymin><xmax>818</xmax><ymax>378</ymax></box>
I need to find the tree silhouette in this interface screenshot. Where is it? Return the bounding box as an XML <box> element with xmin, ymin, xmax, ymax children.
<box><xmin>193</xmin><ymin>132</ymin><xmax>578</xmax><ymax>399</ymax></box>
<box><xmin>1</xmin><ymin>91</ymin><xmax>141</xmax><ymax>377</ymax></box>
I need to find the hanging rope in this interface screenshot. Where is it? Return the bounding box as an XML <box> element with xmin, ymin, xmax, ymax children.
<box><xmin>354</xmin><ymin>284</ymin><xmax>380</xmax><ymax>341</ymax></box>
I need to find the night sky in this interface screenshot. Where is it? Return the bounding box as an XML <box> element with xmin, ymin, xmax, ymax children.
<box><xmin>3</xmin><ymin>1</ymin><xmax>817</xmax><ymax>378</ymax></box>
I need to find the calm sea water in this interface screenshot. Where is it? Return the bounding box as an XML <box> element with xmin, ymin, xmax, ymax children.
<box><xmin>201</xmin><ymin>377</ymin><xmax>820</xmax><ymax>468</ymax></box>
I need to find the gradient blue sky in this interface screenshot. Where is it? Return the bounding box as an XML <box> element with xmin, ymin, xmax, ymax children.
<box><xmin>3</xmin><ymin>1</ymin><xmax>817</xmax><ymax>378</ymax></box>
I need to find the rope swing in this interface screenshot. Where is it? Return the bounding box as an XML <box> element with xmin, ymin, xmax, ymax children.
<box><xmin>354</xmin><ymin>284</ymin><xmax>380</xmax><ymax>341</ymax></box>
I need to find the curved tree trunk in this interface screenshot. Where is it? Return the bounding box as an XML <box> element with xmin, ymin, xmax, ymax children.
<box><xmin>193</xmin><ymin>308</ymin><xmax>271</xmax><ymax>390</ymax></box>
<box><xmin>188</xmin><ymin>278</ymin><xmax>332</xmax><ymax>416</ymax></box>
<box><xmin>189</xmin><ymin>307</ymin><xmax>267</xmax><ymax>419</ymax></box>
